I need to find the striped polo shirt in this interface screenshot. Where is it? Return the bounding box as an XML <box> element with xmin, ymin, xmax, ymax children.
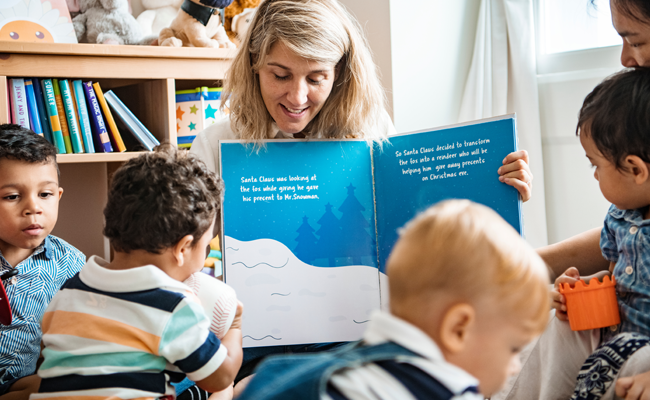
<box><xmin>0</xmin><ymin>235</ymin><xmax>85</xmax><ymax>385</ymax></box>
<box><xmin>326</xmin><ymin>310</ymin><xmax>483</xmax><ymax>400</ymax></box>
<box><xmin>31</xmin><ymin>256</ymin><xmax>227</xmax><ymax>400</ymax></box>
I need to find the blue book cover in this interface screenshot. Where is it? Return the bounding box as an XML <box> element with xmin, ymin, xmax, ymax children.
<box><xmin>32</xmin><ymin>78</ymin><xmax>54</xmax><ymax>144</ymax></box>
<box><xmin>72</xmin><ymin>80</ymin><xmax>95</xmax><ymax>153</ymax></box>
<box><xmin>58</xmin><ymin>80</ymin><xmax>84</xmax><ymax>154</ymax></box>
<box><xmin>24</xmin><ymin>79</ymin><xmax>43</xmax><ymax>136</ymax></box>
<box><xmin>82</xmin><ymin>81</ymin><xmax>113</xmax><ymax>153</ymax></box>
<box><xmin>219</xmin><ymin>115</ymin><xmax>521</xmax><ymax>348</ymax></box>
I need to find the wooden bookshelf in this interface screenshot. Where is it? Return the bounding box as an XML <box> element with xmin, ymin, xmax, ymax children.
<box><xmin>0</xmin><ymin>42</ymin><xmax>235</xmax><ymax>259</ymax></box>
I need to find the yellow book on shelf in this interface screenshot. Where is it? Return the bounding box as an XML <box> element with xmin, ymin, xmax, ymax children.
<box><xmin>93</xmin><ymin>82</ymin><xmax>126</xmax><ymax>152</ymax></box>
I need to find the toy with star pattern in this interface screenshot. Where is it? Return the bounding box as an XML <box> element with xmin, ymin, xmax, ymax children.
<box><xmin>175</xmin><ymin>86</ymin><xmax>229</xmax><ymax>148</ymax></box>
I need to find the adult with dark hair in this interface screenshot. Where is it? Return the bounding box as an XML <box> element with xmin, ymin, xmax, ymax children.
<box><xmin>496</xmin><ymin>67</ymin><xmax>650</xmax><ymax>400</ymax></box>
<box><xmin>542</xmin><ymin>0</ymin><xmax>650</xmax><ymax>282</ymax></box>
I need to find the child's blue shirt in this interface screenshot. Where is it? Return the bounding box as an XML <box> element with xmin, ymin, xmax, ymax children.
<box><xmin>0</xmin><ymin>235</ymin><xmax>85</xmax><ymax>385</ymax></box>
<box><xmin>601</xmin><ymin>204</ymin><xmax>650</xmax><ymax>338</ymax></box>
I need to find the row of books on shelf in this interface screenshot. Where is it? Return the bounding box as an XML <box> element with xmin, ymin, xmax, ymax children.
<box><xmin>8</xmin><ymin>78</ymin><xmax>159</xmax><ymax>154</ymax></box>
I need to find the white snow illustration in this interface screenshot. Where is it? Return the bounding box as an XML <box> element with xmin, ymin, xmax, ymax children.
<box><xmin>224</xmin><ymin>236</ymin><xmax>387</xmax><ymax>347</ymax></box>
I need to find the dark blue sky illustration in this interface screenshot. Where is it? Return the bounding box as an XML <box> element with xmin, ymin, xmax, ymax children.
<box><xmin>220</xmin><ymin>117</ymin><xmax>521</xmax><ymax>273</ymax></box>
<box><xmin>221</xmin><ymin>141</ymin><xmax>378</xmax><ymax>268</ymax></box>
<box><xmin>373</xmin><ymin>118</ymin><xmax>521</xmax><ymax>271</ymax></box>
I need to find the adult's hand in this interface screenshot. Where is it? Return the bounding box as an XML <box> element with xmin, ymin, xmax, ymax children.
<box><xmin>499</xmin><ymin>150</ymin><xmax>533</xmax><ymax>202</ymax></box>
<box><xmin>616</xmin><ymin>371</ymin><xmax>650</xmax><ymax>400</ymax></box>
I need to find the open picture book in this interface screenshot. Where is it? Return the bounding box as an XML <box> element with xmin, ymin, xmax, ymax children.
<box><xmin>219</xmin><ymin>114</ymin><xmax>522</xmax><ymax>347</ymax></box>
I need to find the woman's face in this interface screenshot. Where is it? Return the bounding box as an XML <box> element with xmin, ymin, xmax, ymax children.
<box><xmin>611</xmin><ymin>1</ymin><xmax>650</xmax><ymax>67</ymax></box>
<box><xmin>258</xmin><ymin>41</ymin><xmax>337</xmax><ymax>135</ymax></box>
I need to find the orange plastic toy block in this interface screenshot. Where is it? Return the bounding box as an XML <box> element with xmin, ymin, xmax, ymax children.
<box><xmin>559</xmin><ymin>276</ymin><xmax>620</xmax><ymax>331</ymax></box>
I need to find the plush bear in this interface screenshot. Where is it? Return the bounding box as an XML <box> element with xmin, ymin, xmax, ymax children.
<box><xmin>159</xmin><ymin>0</ymin><xmax>236</xmax><ymax>48</ymax></box>
<box><xmin>223</xmin><ymin>0</ymin><xmax>260</xmax><ymax>43</ymax></box>
<box><xmin>136</xmin><ymin>0</ymin><xmax>183</xmax><ymax>37</ymax></box>
<box><xmin>230</xmin><ymin>7</ymin><xmax>255</xmax><ymax>46</ymax></box>
<box><xmin>73</xmin><ymin>0</ymin><xmax>142</xmax><ymax>45</ymax></box>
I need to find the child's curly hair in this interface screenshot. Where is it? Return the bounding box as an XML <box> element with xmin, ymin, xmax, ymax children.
<box><xmin>104</xmin><ymin>145</ymin><xmax>224</xmax><ymax>254</ymax></box>
<box><xmin>0</xmin><ymin>124</ymin><xmax>58</xmax><ymax>175</ymax></box>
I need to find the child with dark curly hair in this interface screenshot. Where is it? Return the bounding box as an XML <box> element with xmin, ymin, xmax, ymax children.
<box><xmin>0</xmin><ymin>124</ymin><xmax>85</xmax><ymax>400</ymax></box>
<box><xmin>31</xmin><ymin>146</ymin><xmax>242</xmax><ymax>400</ymax></box>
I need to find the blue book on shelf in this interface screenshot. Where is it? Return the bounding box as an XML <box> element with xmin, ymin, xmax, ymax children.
<box><xmin>32</xmin><ymin>78</ymin><xmax>53</xmax><ymax>144</ymax></box>
<box><xmin>24</xmin><ymin>79</ymin><xmax>43</xmax><ymax>136</ymax></box>
<box><xmin>218</xmin><ymin>115</ymin><xmax>521</xmax><ymax>348</ymax></box>
<box><xmin>82</xmin><ymin>81</ymin><xmax>113</xmax><ymax>153</ymax></box>
<box><xmin>104</xmin><ymin>90</ymin><xmax>159</xmax><ymax>151</ymax></box>
<box><xmin>72</xmin><ymin>80</ymin><xmax>95</xmax><ymax>153</ymax></box>
<box><xmin>58</xmin><ymin>79</ymin><xmax>84</xmax><ymax>153</ymax></box>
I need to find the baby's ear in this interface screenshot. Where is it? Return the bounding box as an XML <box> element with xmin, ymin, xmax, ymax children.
<box><xmin>625</xmin><ymin>155</ymin><xmax>650</xmax><ymax>184</ymax></box>
<box><xmin>439</xmin><ymin>303</ymin><xmax>475</xmax><ymax>354</ymax></box>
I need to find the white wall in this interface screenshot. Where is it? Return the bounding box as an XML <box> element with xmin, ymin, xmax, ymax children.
<box><xmin>339</xmin><ymin>0</ymin><xmax>393</xmax><ymax>119</ymax></box>
<box><xmin>389</xmin><ymin>0</ymin><xmax>481</xmax><ymax>134</ymax></box>
<box><xmin>538</xmin><ymin>47</ymin><xmax>623</xmax><ymax>243</ymax></box>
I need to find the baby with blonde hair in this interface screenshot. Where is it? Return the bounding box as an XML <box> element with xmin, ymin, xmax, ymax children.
<box><xmin>236</xmin><ymin>200</ymin><xmax>550</xmax><ymax>400</ymax></box>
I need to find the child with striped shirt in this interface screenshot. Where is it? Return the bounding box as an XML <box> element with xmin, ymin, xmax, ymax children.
<box><xmin>30</xmin><ymin>146</ymin><xmax>242</xmax><ymax>400</ymax></box>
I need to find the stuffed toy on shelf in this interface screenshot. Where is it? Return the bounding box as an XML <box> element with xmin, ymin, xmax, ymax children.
<box><xmin>159</xmin><ymin>0</ymin><xmax>235</xmax><ymax>48</ymax></box>
<box><xmin>136</xmin><ymin>0</ymin><xmax>183</xmax><ymax>37</ymax></box>
<box><xmin>73</xmin><ymin>0</ymin><xmax>143</xmax><ymax>45</ymax></box>
<box><xmin>223</xmin><ymin>0</ymin><xmax>260</xmax><ymax>43</ymax></box>
<box><xmin>230</xmin><ymin>7</ymin><xmax>255</xmax><ymax>47</ymax></box>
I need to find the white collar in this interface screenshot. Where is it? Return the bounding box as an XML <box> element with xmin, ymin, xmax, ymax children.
<box><xmin>79</xmin><ymin>255</ymin><xmax>189</xmax><ymax>294</ymax></box>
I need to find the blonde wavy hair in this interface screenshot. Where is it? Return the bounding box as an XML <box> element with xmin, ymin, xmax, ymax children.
<box><xmin>222</xmin><ymin>0</ymin><xmax>388</xmax><ymax>144</ymax></box>
<box><xmin>387</xmin><ymin>200</ymin><xmax>550</xmax><ymax>334</ymax></box>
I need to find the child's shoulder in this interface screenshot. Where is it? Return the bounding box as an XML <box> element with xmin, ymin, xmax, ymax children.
<box><xmin>44</xmin><ymin>235</ymin><xmax>86</xmax><ymax>271</ymax></box>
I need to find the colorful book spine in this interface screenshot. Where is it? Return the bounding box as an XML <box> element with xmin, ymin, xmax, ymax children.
<box><xmin>9</xmin><ymin>79</ymin><xmax>30</xmax><ymax>129</ymax></box>
<box><xmin>104</xmin><ymin>90</ymin><xmax>159</xmax><ymax>151</ymax></box>
<box><xmin>69</xmin><ymin>82</ymin><xmax>85</xmax><ymax>152</ymax></box>
<box><xmin>41</xmin><ymin>79</ymin><xmax>67</xmax><ymax>154</ymax></box>
<box><xmin>32</xmin><ymin>78</ymin><xmax>54</xmax><ymax>144</ymax></box>
<box><xmin>59</xmin><ymin>79</ymin><xmax>84</xmax><ymax>153</ymax></box>
<box><xmin>72</xmin><ymin>80</ymin><xmax>95</xmax><ymax>153</ymax></box>
<box><xmin>82</xmin><ymin>81</ymin><xmax>113</xmax><ymax>153</ymax></box>
<box><xmin>52</xmin><ymin>79</ymin><xmax>73</xmax><ymax>154</ymax></box>
<box><xmin>24</xmin><ymin>79</ymin><xmax>43</xmax><ymax>136</ymax></box>
<box><xmin>93</xmin><ymin>82</ymin><xmax>126</xmax><ymax>153</ymax></box>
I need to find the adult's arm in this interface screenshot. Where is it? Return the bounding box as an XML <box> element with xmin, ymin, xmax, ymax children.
<box><xmin>537</xmin><ymin>227</ymin><xmax>608</xmax><ymax>280</ymax></box>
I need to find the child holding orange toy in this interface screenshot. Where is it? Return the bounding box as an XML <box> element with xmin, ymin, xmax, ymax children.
<box><xmin>495</xmin><ymin>68</ymin><xmax>650</xmax><ymax>400</ymax></box>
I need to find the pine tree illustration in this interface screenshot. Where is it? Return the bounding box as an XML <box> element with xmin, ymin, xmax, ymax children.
<box><xmin>294</xmin><ymin>216</ymin><xmax>318</xmax><ymax>264</ymax></box>
<box><xmin>338</xmin><ymin>183</ymin><xmax>373</xmax><ymax>264</ymax></box>
<box><xmin>316</xmin><ymin>203</ymin><xmax>342</xmax><ymax>267</ymax></box>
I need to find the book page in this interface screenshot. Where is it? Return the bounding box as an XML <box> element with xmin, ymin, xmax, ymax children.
<box><xmin>373</xmin><ymin>116</ymin><xmax>522</xmax><ymax>272</ymax></box>
<box><xmin>220</xmin><ymin>140</ymin><xmax>381</xmax><ymax>347</ymax></box>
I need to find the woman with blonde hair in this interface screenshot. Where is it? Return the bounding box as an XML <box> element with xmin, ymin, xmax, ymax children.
<box><xmin>190</xmin><ymin>0</ymin><xmax>533</xmax><ymax>200</ymax></box>
<box><xmin>189</xmin><ymin>0</ymin><xmax>535</xmax><ymax>391</ymax></box>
